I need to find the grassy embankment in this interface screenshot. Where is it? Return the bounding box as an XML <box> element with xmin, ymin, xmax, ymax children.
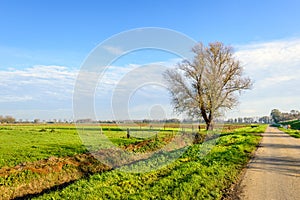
<box><xmin>279</xmin><ymin>120</ymin><xmax>300</xmax><ymax>138</ymax></box>
<box><xmin>27</xmin><ymin>125</ymin><xmax>266</xmax><ymax>200</ymax></box>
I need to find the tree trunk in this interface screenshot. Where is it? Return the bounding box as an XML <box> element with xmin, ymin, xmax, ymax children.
<box><xmin>206</xmin><ymin>120</ymin><xmax>214</xmax><ymax>130</ymax></box>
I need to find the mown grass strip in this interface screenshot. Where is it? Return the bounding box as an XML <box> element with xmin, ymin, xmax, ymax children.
<box><xmin>279</xmin><ymin>127</ymin><xmax>300</xmax><ymax>138</ymax></box>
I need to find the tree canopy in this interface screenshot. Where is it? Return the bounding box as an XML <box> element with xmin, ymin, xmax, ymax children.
<box><xmin>164</xmin><ymin>42</ymin><xmax>252</xmax><ymax>130</ymax></box>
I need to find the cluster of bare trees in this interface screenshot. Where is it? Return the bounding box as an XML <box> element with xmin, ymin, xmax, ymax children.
<box><xmin>164</xmin><ymin>42</ymin><xmax>252</xmax><ymax>130</ymax></box>
<box><xmin>0</xmin><ymin>115</ymin><xmax>16</xmax><ymax>123</ymax></box>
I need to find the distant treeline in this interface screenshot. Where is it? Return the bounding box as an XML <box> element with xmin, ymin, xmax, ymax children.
<box><xmin>76</xmin><ymin>118</ymin><xmax>265</xmax><ymax>124</ymax></box>
<box><xmin>226</xmin><ymin>116</ymin><xmax>271</xmax><ymax>124</ymax></box>
<box><xmin>1</xmin><ymin>114</ymin><xmax>278</xmax><ymax>125</ymax></box>
<box><xmin>271</xmin><ymin>109</ymin><xmax>300</xmax><ymax>123</ymax></box>
<box><xmin>76</xmin><ymin>118</ymin><xmax>185</xmax><ymax>124</ymax></box>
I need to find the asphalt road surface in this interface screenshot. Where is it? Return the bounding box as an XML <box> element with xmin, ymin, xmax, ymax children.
<box><xmin>238</xmin><ymin>126</ymin><xmax>300</xmax><ymax>200</ymax></box>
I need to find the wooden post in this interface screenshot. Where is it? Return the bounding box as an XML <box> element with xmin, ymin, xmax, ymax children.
<box><xmin>127</xmin><ymin>128</ymin><xmax>130</xmax><ymax>138</ymax></box>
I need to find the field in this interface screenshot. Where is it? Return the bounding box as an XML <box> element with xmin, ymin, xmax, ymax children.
<box><xmin>0</xmin><ymin>123</ymin><xmax>266</xmax><ymax>199</ymax></box>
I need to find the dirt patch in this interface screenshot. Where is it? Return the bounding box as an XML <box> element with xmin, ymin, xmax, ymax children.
<box><xmin>0</xmin><ymin>153</ymin><xmax>111</xmax><ymax>200</ymax></box>
<box><xmin>0</xmin><ymin>154</ymin><xmax>108</xmax><ymax>178</ymax></box>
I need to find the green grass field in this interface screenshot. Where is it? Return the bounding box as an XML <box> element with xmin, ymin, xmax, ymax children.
<box><xmin>0</xmin><ymin>125</ymin><xmax>88</xmax><ymax>168</ymax></box>
<box><xmin>0</xmin><ymin>124</ymin><xmax>175</xmax><ymax>168</ymax></box>
<box><xmin>0</xmin><ymin>123</ymin><xmax>267</xmax><ymax>199</ymax></box>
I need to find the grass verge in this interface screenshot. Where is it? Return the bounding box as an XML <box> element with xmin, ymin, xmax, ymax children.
<box><xmin>278</xmin><ymin>128</ymin><xmax>300</xmax><ymax>138</ymax></box>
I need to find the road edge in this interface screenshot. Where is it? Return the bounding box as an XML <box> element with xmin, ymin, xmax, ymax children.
<box><xmin>222</xmin><ymin>130</ymin><xmax>265</xmax><ymax>200</ymax></box>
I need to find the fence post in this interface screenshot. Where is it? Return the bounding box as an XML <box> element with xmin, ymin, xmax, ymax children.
<box><xmin>127</xmin><ymin>128</ymin><xmax>130</xmax><ymax>138</ymax></box>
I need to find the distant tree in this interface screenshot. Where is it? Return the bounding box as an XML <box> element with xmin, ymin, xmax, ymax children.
<box><xmin>271</xmin><ymin>109</ymin><xmax>282</xmax><ymax>123</ymax></box>
<box><xmin>76</xmin><ymin>118</ymin><xmax>93</xmax><ymax>123</ymax></box>
<box><xmin>243</xmin><ymin>117</ymin><xmax>254</xmax><ymax>124</ymax></box>
<box><xmin>238</xmin><ymin>117</ymin><xmax>243</xmax><ymax>123</ymax></box>
<box><xmin>290</xmin><ymin>110</ymin><xmax>300</xmax><ymax>118</ymax></box>
<box><xmin>0</xmin><ymin>115</ymin><xmax>15</xmax><ymax>123</ymax></box>
<box><xmin>166</xmin><ymin>118</ymin><xmax>180</xmax><ymax>123</ymax></box>
<box><xmin>7</xmin><ymin>116</ymin><xmax>15</xmax><ymax>123</ymax></box>
<box><xmin>164</xmin><ymin>42</ymin><xmax>252</xmax><ymax>130</ymax></box>
<box><xmin>259</xmin><ymin>116</ymin><xmax>270</xmax><ymax>124</ymax></box>
<box><xmin>33</xmin><ymin>119</ymin><xmax>40</xmax><ymax>123</ymax></box>
<box><xmin>142</xmin><ymin>119</ymin><xmax>150</xmax><ymax>123</ymax></box>
<box><xmin>227</xmin><ymin>118</ymin><xmax>234</xmax><ymax>123</ymax></box>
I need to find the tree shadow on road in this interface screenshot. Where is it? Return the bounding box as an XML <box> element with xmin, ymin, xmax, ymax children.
<box><xmin>248</xmin><ymin>155</ymin><xmax>300</xmax><ymax>178</ymax></box>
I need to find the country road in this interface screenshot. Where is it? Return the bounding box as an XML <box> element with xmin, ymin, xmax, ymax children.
<box><xmin>237</xmin><ymin>126</ymin><xmax>300</xmax><ymax>200</ymax></box>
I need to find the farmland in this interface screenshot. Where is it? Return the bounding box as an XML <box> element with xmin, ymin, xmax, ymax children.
<box><xmin>0</xmin><ymin>123</ymin><xmax>266</xmax><ymax>199</ymax></box>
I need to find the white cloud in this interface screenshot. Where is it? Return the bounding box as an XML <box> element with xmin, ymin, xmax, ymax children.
<box><xmin>0</xmin><ymin>65</ymin><xmax>77</xmax><ymax>102</ymax></box>
<box><xmin>227</xmin><ymin>38</ymin><xmax>300</xmax><ymax>118</ymax></box>
<box><xmin>255</xmin><ymin>75</ymin><xmax>298</xmax><ymax>89</ymax></box>
<box><xmin>0</xmin><ymin>65</ymin><xmax>77</xmax><ymax>85</ymax></box>
<box><xmin>0</xmin><ymin>65</ymin><xmax>80</xmax><ymax>120</ymax></box>
<box><xmin>102</xmin><ymin>45</ymin><xmax>125</xmax><ymax>55</ymax></box>
<box><xmin>93</xmin><ymin>61</ymin><xmax>178</xmax><ymax>120</ymax></box>
<box><xmin>0</xmin><ymin>95</ymin><xmax>33</xmax><ymax>103</ymax></box>
<box><xmin>235</xmin><ymin>38</ymin><xmax>300</xmax><ymax>86</ymax></box>
<box><xmin>235</xmin><ymin>38</ymin><xmax>300</xmax><ymax>72</ymax></box>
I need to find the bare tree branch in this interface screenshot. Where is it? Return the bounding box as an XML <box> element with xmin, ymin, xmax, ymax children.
<box><xmin>164</xmin><ymin>42</ymin><xmax>252</xmax><ymax>130</ymax></box>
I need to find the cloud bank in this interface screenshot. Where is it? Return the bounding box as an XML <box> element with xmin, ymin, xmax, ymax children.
<box><xmin>1</xmin><ymin>38</ymin><xmax>300</xmax><ymax>120</ymax></box>
<box><xmin>229</xmin><ymin>38</ymin><xmax>300</xmax><ymax>118</ymax></box>
<box><xmin>0</xmin><ymin>65</ymin><xmax>77</xmax><ymax>120</ymax></box>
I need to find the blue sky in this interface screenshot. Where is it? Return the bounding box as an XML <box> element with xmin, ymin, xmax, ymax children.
<box><xmin>1</xmin><ymin>0</ymin><xmax>300</xmax><ymax>121</ymax></box>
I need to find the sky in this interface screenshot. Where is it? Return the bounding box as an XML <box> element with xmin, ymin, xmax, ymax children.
<box><xmin>0</xmin><ymin>0</ymin><xmax>300</xmax><ymax>121</ymax></box>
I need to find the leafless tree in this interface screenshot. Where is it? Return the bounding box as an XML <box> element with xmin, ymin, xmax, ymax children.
<box><xmin>0</xmin><ymin>115</ymin><xmax>16</xmax><ymax>124</ymax></box>
<box><xmin>164</xmin><ymin>42</ymin><xmax>252</xmax><ymax>130</ymax></box>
